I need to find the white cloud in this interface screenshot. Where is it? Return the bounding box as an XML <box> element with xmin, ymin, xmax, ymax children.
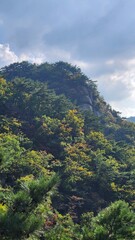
<box><xmin>110</xmin><ymin>99</ymin><xmax>135</xmax><ymax>117</ymax></box>
<box><xmin>0</xmin><ymin>44</ymin><xmax>18</xmax><ymax>67</ymax></box>
<box><xmin>0</xmin><ymin>43</ymin><xmax>46</xmax><ymax>66</ymax></box>
<box><xmin>93</xmin><ymin>59</ymin><xmax>135</xmax><ymax>117</ymax></box>
<box><xmin>19</xmin><ymin>53</ymin><xmax>45</xmax><ymax>64</ymax></box>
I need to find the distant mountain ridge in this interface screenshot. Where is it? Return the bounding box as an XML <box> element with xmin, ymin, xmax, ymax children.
<box><xmin>127</xmin><ymin>116</ymin><xmax>135</xmax><ymax>123</ymax></box>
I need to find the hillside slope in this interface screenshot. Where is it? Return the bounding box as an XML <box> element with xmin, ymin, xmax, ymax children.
<box><xmin>0</xmin><ymin>61</ymin><xmax>135</xmax><ymax>239</ymax></box>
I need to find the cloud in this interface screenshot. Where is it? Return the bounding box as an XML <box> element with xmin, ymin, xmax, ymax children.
<box><xmin>1</xmin><ymin>0</ymin><xmax>135</xmax><ymax>63</ymax></box>
<box><xmin>97</xmin><ymin>70</ymin><xmax>135</xmax><ymax>101</ymax></box>
<box><xmin>0</xmin><ymin>43</ymin><xmax>51</xmax><ymax>66</ymax></box>
<box><xmin>0</xmin><ymin>44</ymin><xmax>18</xmax><ymax>67</ymax></box>
<box><xmin>94</xmin><ymin>62</ymin><xmax>135</xmax><ymax>117</ymax></box>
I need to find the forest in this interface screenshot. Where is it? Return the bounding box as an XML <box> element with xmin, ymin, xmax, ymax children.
<box><xmin>0</xmin><ymin>61</ymin><xmax>135</xmax><ymax>239</ymax></box>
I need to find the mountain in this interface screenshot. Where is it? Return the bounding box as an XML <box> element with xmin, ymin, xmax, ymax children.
<box><xmin>0</xmin><ymin>61</ymin><xmax>119</xmax><ymax>117</ymax></box>
<box><xmin>0</xmin><ymin>61</ymin><xmax>135</xmax><ymax>239</ymax></box>
<box><xmin>127</xmin><ymin>116</ymin><xmax>135</xmax><ymax>123</ymax></box>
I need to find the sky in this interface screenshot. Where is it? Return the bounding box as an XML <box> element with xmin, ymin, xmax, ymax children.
<box><xmin>0</xmin><ymin>0</ymin><xmax>135</xmax><ymax>117</ymax></box>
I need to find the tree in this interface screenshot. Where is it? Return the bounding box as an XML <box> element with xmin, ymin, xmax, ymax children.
<box><xmin>0</xmin><ymin>133</ymin><xmax>58</xmax><ymax>239</ymax></box>
<box><xmin>91</xmin><ymin>200</ymin><xmax>135</xmax><ymax>240</ymax></box>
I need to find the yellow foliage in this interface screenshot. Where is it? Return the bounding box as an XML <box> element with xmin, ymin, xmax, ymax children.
<box><xmin>111</xmin><ymin>182</ymin><xmax>118</xmax><ymax>191</ymax></box>
<box><xmin>0</xmin><ymin>203</ymin><xmax>8</xmax><ymax>214</ymax></box>
<box><xmin>20</xmin><ymin>174</ymin><xmax>34</xmax><ymax>182</ymax></box>
<box><xmin>23</xmin><ymin>93</ymin><xmax>31</xmax><ymax>101</ymax></box>
<box><xmin>12</xmin><ymin>118</ymin><xmax>22</xmax><ymax>127</ymax></box>
<box><xmin>0</xmin><ymin>77</ymin><xmax>6</xmax><ymax>86</ymax></box>
<box><xmin>0</xmin><ymin>78</ymin><xmax>7</xmax><ymax>95</ymax></box>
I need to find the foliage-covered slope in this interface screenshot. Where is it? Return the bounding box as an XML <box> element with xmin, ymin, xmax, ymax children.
<box><xmin>0</xmin><ymin>62</ymin><xmax>135</xmax><ymax>239</ymax></box>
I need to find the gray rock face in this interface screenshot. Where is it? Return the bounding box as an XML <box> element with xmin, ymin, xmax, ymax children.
<box><xmin>79</xmin><ymin>103</ymin><xmax>93</xmax><ymax>111</ymax></box>
<box><xmin>76</xmin><ymin>86</ymin><xmax>94</xmax><ymax>111</ymax></box>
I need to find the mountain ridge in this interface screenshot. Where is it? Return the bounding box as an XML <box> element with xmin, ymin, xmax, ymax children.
<box><xmin>127</xmin><ymin>116</ymin><xmax>135</xmax><ymax>122</ymax></box>
<box><xmin>0</xmin><ymin>61</ymin><xmax>120</xmax><ymax>120</ymax></box>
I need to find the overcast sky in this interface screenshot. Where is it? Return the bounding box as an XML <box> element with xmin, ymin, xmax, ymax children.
<box><xmin>0</xmin><ymin>0</ymin><xmax>135</xmax><ymax>117</ymax></box>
